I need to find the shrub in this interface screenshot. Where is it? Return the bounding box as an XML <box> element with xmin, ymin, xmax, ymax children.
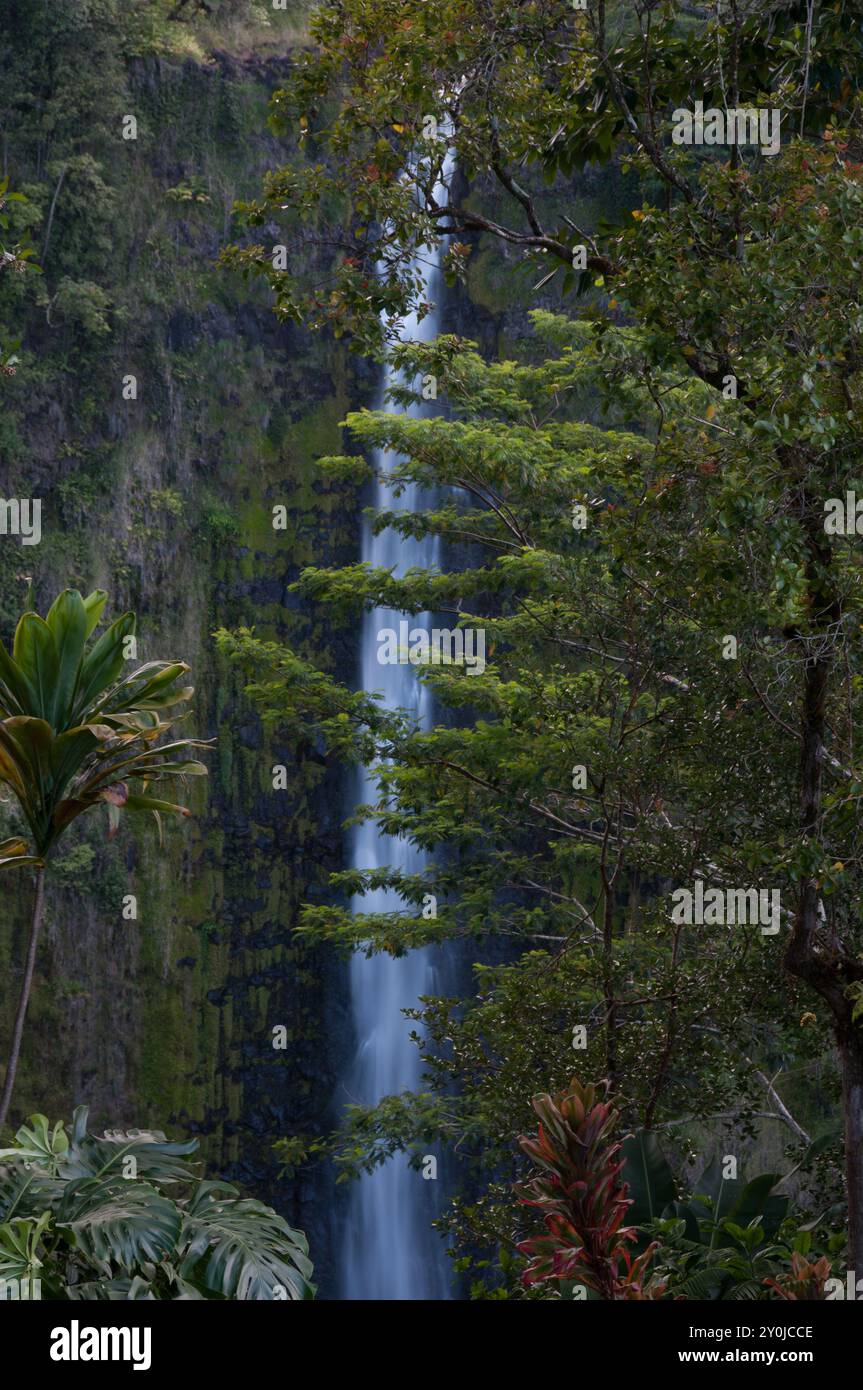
<box><xmin>516</xmin><ymin>1078</ymin><xmax>664</xmax><ymax>1300</ymax></box>
<box><xmin>0</xmin><ymin>1108</ymin><xmax>314</xmax><ymax>1300</ymax></box>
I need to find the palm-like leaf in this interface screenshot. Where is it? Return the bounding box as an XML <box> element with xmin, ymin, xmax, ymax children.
<box><xmin>0</xmin><ymin>588</ymin><xmax>210</xmax><ymax>854</ymax></box>
<box><xmin>0</xmin><ymin>836</ymin><xmax>42</xmax><ymax>872</ymax></box>
<box><xmin>0</xmin><ymin>589</ymin><xmax>211</xmax><ymax>1126</ymax></box>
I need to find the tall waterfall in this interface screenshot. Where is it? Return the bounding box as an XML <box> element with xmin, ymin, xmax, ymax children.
<box><xmin>339</xmin><ymin>155</ymin><xmax>455</xmax><ymax>1302</ymax></box>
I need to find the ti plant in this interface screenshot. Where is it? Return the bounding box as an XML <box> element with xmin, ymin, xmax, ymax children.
<box><xmin>0</xmin><ymin>1108</ymin><xmax>314</xmax><ymax>1299</ymax></box>
<box><xmin>516</xmin><ymin>1078</ymin><xmax>664</xmax><ymax>1300</ymax></box>
<box><xmin>0</xmin><ymin>588</ymin><xmax>210</xmax><ymax>1125</ymax></box>
<box><xmin>764</xmin><ymin>1251</ymin><xmax>831</xmax><ymax>1301</ymax></box>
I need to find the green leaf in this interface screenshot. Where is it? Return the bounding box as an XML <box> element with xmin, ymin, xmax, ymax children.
<box><xmin>621</xmin><ymin>1129</ymin><xmax>677</xmax><ymax>1227</ymax></box>
<box><xmin>179</xmin><ymin>1183</ymin><xmax>315</xmax><ymax>1299</ymax></box>
<box><xmin>63</xmin><ymin>1109</ymin><xmax>198</xmax><ymax>1184</ymax></box>
<box><xmin>0</xmin><ymin>637</ymin><xmax>35</xmax><ymax>716</ymax></box>
<box><xmin>81</xmin><ymin>590</ymin><xmax>109</xmax><ymax>638</ymax></box>
<box><xmin>124</xmin><ymin>793</ymin><xmax>192</xmax><ymax>818</ymax></box>
<box><xmin>45</xmin><ymin>590</ymin><xmax>88</xmax><ymax>728</ymax></box>
<box><xmin>11</xmin><ymin>615</ymin><xmax>59</xmax><ymax>722</ymax></box>
<box><xmin>0</xmin><ymin>857</ymin><xmax>43</xmax><ymax>871</ymax></box>
<box><xmin>0</xmin><ymin>1115</ymin><xmax>69</xmax><ymax>1171</ymax></box>
<box><xmin>0</xmin><ymin>1212</ymin><xmax>51</xmax><ymax>1286</ymax></box>
<box><xmin>57</xmin><ymin>1179</ymin><xmax>182</xmax><ymax>1269</ymax></box>
<box><xmin>728</xmin><ymin>1173</ymin><xmax>786</xmax><ymax>1234</ymax></box>
<box><xmin>72</xmin><ymin>612</ymin><xmax>136</xmax><ymax>722</ymax></box>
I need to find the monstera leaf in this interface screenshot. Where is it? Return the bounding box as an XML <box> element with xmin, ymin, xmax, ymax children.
<box><xmin>56</xmin><ymin>1178</ymin><xmax>183</xmax><ymax>1268</ymax></box>
<box><xmin>0</xmin><ymin>1114</ymin><xmax>69</xmax><ymax>1171</ymax></box>
<box><xmin>0</xmin><ymin>1211</ymin><xmax>50</xmax><ymax>1290</ymax></box>
<box><xmin>179</xmin><ymin>1182</ymin><xmax>315</xmax><ymax>1300</ymax></box>
<box><xmin>61</xmin><ymin>1105</ymin><xmax>198</xmax><ymax>1185</ymax></box>
<box><xmin>68</xmin><ymin>1274</ymin><xmax>159</xmax><ymax>1301</ymax></box>
<box><xmin>0</xmin><ymin>1109</ymin><xmax>316</xmax><ymax>1299</ymax></box>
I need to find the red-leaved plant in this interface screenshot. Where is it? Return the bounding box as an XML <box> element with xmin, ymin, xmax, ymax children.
<box><xmin>516</xmin><ymin>1077</ymin><xmax>664</xmax><ymax>1299</ymax></box>
<box><xmin>763</xmin><ymin>1252</ymin><xmax>830</xmax><ymax>1300</ymax></box>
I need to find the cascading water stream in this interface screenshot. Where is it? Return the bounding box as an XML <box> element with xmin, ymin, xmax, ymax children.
<box><xmin>339</xmin><ymin>154</ymin><xmax>455</xmax><ymax>1302</ymax></box>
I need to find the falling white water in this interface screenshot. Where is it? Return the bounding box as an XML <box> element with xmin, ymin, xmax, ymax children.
<box><xmin>339</xmin><ymin>153</ymin><xmax>455</xmax><ymax>1302</ymax></box>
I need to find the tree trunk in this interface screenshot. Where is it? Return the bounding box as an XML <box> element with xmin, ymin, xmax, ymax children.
<box><xmin>838</xmin><ymin>1029</ymin><xmax>863</xmax><ymax>1276</ymax></box>
<box><xmin>0</xmin><ymin>868</ymin><xmax>46</xmax><ymax>1128</ymax></box>
<box><xmin>785</xmin><ymin>485</ymin><xmax>863</xmax><ymax>1276</ymax></box>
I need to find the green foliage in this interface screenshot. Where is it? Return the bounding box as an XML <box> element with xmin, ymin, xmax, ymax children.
<box><xmin>623</xmin><ymin>1126</ymin><xmax>844</xmax><ymax>1301</ymax></box>
<box><xmin>0</xmin><ymin>1107</ymin><xmax>315</xmax><ymax>1299</ymax></box>
<box><xmin>228</xmin><ymin>0</ymin><xmax>863</xmax><ymax>350</ymax></box>
<box><xmin>515</xmin><ymin>1077</ymin><xmax>843</xmax><ymax>1301</ymax></box>
<box><xmin>0</xmin><ymin>587</ymin><xmax>209</xmax><ymax>855</ymax></box>
<box><xmin>49</xmin><ymin>278</ymin><xmax>113</xmax><ymax>339</ymax></box>
<box><xmin>0</xmin><ymin>176</ymin><xmax>40</xmax><ymax>374</ymax></box>
<box><xmin>222</xmin><ymin>301</ymin><xmax>852</xmax><ymax>1289</ymax></box>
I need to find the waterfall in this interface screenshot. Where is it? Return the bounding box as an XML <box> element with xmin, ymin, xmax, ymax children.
<box><xmin>339</xmin><ymin>153</ymin><xmax>455</xmax><ymax>1302</ymax></box>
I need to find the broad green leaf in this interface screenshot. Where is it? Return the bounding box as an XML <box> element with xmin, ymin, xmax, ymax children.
<box><xmin>45</xmin><ymin>590</ymin><xmax>88</xmax><ymax>728</ymax></box>
<box><xmin>124</xmin><ymin>793</ymin><xmax>192</xmax><ymax>818</ymax></box>
<box><xmin>11</xmin><ymin>615</ymin><xmax>59</xmax><ymax>722</ymax></box>
<box><xmin>621</xmin><ymin>1129</ymin><xmax>677</xmax><ymax>1227</ymax></box>
<box><xmin>179</xmin><ymin>1183</ymin><xmax>315</xmax><ymax>1299</ymax></box>
<box><xmin>72</xmin><ymin>612</ymin><xmax>136</xmax><ymax>722</ymax></box>
<box><xmin>81</xmin><ymin>590</ymin><xmax>108</xmax><ymax>638</ymax></box>
<box><xmin>63</xmin><ymin>1109</ymin><xmax>198</xmax><ymax>1184</ymax></box>
<box><xmin>0</xmin><ymin>638</ymin><xmax>35</xmax><ymax>717</ymax></box>
<box><xmin>57</xmin><ymin>1179</ymin><xmax>182</xmax><ymax>1269</ymax></box>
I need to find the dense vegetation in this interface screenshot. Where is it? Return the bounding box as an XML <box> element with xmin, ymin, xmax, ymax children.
<box><xmin>222</xmin><ymin>0</ymin><xmax>863</xmax><ymax>1297</ymax></box>
<box><xmin>3</xmin><ymin>0</ymin><xmax>863</xmax><ymax>1304</ymax></box>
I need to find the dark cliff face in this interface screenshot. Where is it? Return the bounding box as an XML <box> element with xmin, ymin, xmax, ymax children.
<box><xmin>0</xmin><ymin>20</ymin><xmax>360</xmax><ymax>1285</ymax></box>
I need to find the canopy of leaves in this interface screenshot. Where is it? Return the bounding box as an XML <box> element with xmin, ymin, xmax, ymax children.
<box><xmin>223</xmin><ymin>310</ymin><xmax>854</xmax><ymax>1289</ymax></box>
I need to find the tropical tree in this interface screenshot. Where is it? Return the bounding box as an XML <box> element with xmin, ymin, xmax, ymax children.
<box><xmin>230</xmin><ymin>0</ymin><xmax>863</xmax><ymax>1278</ymax></box>
<box><xmin>218</xmin><ymin>316</ymin><xmax>847</xmax><ymax>1291</ymax></box>
<box><xmin>0</xmin><ymin>588</ymin><xmax>209</xmax><ymax>1126</ymax></box>
<box><xmin>0</xmin><ymin>1107</ymin><xmax>314</xmax><ymax>1299</ymax></box>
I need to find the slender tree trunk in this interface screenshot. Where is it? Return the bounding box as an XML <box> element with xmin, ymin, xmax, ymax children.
<box><xmin>0</xmin><ymin>869</ymin><xmax>46</xmax><ymax>1128</ymax></box>
<box><xmin>838</xmin><ymin>1030</ymin><xmax>863</xmax><ymax>1275</ymax></box>
<box><xmin>40</xmin><ymin>164</ymin><xmax>66</xmax><ymax>267</ymax></box>
<box><xmin>785</xmin><ymin>484</ymin><xmax>863</xmax><ymax>1273</ymax></box>
<box><xmin>600</xmin><ymin>849</ymin><xmax>617</xmax><ymax>1090</ymax></box>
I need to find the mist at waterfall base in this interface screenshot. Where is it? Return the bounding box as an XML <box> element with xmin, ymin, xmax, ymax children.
<box><xmin>338</xmin><ymin>172</ymin><xmax>457</xmax><ymax>1303</ymax></box>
